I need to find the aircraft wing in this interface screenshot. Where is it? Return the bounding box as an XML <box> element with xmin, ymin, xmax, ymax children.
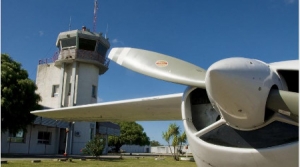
<box><xmin>269</xmin><ymin>60</ymin><xmax>298</xmax><ymax>71</ymax></box>
<box><xmin>31</xmin><ymin>93</ymin><xmax>183</xmax><ymax>122</ymax></box>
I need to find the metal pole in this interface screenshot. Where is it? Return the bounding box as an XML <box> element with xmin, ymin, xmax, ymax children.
<box><xmin>69</xmin><ymin>122</ymin><xmax>74</xmax><ymax>154</ymax></box>
<box><xmin>64</xmin><ymin>127</ymin><xmax>69</xmax><ymax>156</ymax></box>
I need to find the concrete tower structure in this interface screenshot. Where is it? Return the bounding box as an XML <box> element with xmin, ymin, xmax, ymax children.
<box><xmin>36</xmin><ymin>27</ymin><xmax>110</xmax><ymax>154</ymax></box>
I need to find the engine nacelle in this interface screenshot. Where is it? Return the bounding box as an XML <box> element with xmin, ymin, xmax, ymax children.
<box><xmin>205</xmin><ymin>58</ymin><xmax>283</xmax><ymax>130</ymax></box>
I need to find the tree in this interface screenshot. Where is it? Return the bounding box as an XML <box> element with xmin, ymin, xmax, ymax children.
<box><xmin>82</xmin><ymin>135</ymin><xmax>106</xmax><ymax>157</ymax></box>
<box><xmin>150</xmin><ymin>140</ymin><xmax>161</xmax><ymax>146</ymax></box>
<box><xmin>178</xmin><ymin>131</ymin><xmax>187</xmax><ymax>154</ymax></box>
<box><xmin>108</xmin><ymin>122</ymin><xmax>150</xmax><ymax>153</ymax></box>
<box><xmin>1</xmin><ymin>54</ymin><xmax>41</xmax><ymax>134</ymax></box>
<box><xmin>162</xmin><ymin>123</ymin><xmax>187</xmax><ymax>160</ymax></box>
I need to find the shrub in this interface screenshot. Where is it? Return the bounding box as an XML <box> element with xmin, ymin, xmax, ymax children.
<box><xmin>82</xmin><ymin>135</ymin><xmax>106</xmax><ymax>157</ymax></box>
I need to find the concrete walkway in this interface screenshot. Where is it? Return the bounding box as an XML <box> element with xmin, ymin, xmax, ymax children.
<box><xmin>1</xmin><ymin>154</ymin><xmax>122</xmax><ymax>161</ymax></box>
<box><xmin>1</xmin><ymin>153</ymin><xmax>184</xmax><ymax>161</ymax></box>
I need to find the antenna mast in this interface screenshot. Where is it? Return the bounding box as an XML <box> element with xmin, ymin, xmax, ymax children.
<box><xmin>93</xmin><ymin>0</ymin><xmax>98</xmax><ymax>32</ymax></box>
<box><xmin>69</xmin><ymin>16</ymin><xmax>72</xmax><ymax>31</ymax></box>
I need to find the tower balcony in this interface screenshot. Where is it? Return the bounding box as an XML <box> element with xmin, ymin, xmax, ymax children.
<box><xmin>54</xmin><ymin>48</ymin><xmax>110</xmax><ymax>75</ymax></box>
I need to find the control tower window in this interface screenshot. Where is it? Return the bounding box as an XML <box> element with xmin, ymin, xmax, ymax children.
<box><xmin>92</xmin><ymin>85</ymin><xmax>97</xmax><ymax>98</ymax></box>
<box><xmin>79</xmin><ymin>38</ymin><xmax>96</xmax><ymax>51</ymax></box>
<box><xmin>61</xmin><ymin>37</ymin><xmax>76</xmax><ymax>49</ymax></box>
<box><xmin>97</xmin><ymin>43</ymin><xmax>108</xmax><ymax>56</ymax></box>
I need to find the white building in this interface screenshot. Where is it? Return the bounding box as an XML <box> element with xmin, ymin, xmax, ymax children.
<box><xmin>151</xmin><ymin>146</ymin><xmax>192</xmax><ymax>154</ymax></box>
<box><xmin>120</xmin><ymin>145</ymin><xmax>151</xmax><ymax>153</ymax></box>
<box><xmin>1</xmin><ymin>27</ymin><xmax>120</xmax><ymax>155</ymax></box>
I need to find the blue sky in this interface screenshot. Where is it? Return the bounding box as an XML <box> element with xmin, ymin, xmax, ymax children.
<box><xmin>1</xmin><ymin>0</ymin><xmax>298</xmax><ymax>145</ymax></box>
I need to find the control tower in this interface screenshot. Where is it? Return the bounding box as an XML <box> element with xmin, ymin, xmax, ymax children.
<box><xmin>54</xmin><ymin>26</ymin><xmax>110</xmax><ymax>107</ymax></box>
<box><xmin>35</xmin><ymin>26</ymin><xmax>111</xmax><ymax>154</ymax></box>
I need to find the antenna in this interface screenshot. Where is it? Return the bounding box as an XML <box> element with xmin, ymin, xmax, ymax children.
<box><xmin>93</xmin><ymin>0</ymin><xmax>98</xmax><ymax>32</ymax></box>
<box><xmin>69</xmin><ymin>16</ymin><xmax>72</xmax><ymax>31</ymax></box>
<box><xmin>105</xmin><ymin>24</ymin><xmax>108</xmax><ymax>39</ymax></box>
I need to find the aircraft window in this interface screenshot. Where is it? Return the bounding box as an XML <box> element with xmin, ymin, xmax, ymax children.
<box><xmin>78</xmin><ymin>38</ymin><xmax>96</xmax><ymax>51</ymax></box>
<box><xmin>60</xmin><ymin>37</ymin><xmax>76</xmax><ymax>48</ymax></box>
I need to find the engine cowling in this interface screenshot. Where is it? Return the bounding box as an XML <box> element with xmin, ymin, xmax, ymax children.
<box><xmin>205</xmin><ymin>58</ymin><xmax>283</xmax><ymax>130</ymax></box>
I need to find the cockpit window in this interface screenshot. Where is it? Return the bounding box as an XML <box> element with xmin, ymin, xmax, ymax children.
<box><xmin>78</xmin><ymin>38</ymin><xmax>96</xmax><ymax>51</ymax></box>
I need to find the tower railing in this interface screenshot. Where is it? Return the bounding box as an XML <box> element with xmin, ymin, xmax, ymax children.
<box><xmin>57</xmin><ymin>48</ymin><xmax>109</xmax><ymax>68</ymax></box>
<box><xmin>76</xmin><ymin>49</ymin><xmax>109</xmax><ymax>67</ymax></box>
<box><xmin>39</xmin><ymin>48</ymin><xmax>110</xmax><ymax>69</ymax></box>
<box><xmin>38</xmin><ymin>51</ymin><xmax>59</xmax><ymax>65</ymax></box>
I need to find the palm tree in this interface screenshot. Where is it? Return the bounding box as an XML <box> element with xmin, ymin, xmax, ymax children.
<box><xmin>162</xmin><ymin>123</ymin><xmax>185</xmax><ymax>160</ymax></box>
<box><xmin>178</xmin><ymin>131</ymin><xmax>187</xmax><ymax>155</ymax></box>
<box><xmin>162</xmin><ymin>131</ymin><xmax>172</xmax><ymax>154</ymax></box>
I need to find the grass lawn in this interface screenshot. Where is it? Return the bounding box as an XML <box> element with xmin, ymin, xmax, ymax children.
<box><xmin>2</xmin><ymin>157</ymin><xmax>197</xmax><ymax>167</ymax></box>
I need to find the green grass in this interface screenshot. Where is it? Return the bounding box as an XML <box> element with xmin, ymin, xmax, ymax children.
<box><xmin>2</xmin><ymin>157</ymin><xmax>196</xmax><ymax>167</ymax></box>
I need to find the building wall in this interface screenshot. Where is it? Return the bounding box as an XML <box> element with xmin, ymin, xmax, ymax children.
<box><xmin>68</xmin><ymin>62</ymin><xmax>99</xmax><ymax>154</ymax></box>
<box><xmin>151</xmin><ymin>146</ymin><xmax>192</xmax><ymax>154</ymax></box>
<box><xmin>4</xmin><ymin>60</ymin><xmax>102</xmax><ymax>155</ymax></box>
<box><xmin>62</xmin><ymin>63</ymin><xmax>73</xmax><ymax>107</ymax></box>
<box><xmin>36</xmin><ymin>64</ymin><xmax>61</xmax><ymax>108</ymax></box>
<box><xmin>120</xmin><ymin>145</ymin><xmax>151</xmax><ymax>153</ymax></box>
<box><xmin>76</xmin><ymin>62</ymin><xmax>99</xmax><ymax>105</ymax></box>
<box><xmin>1</xmin><ymin>125</ymin><xmax>61</xmax><ymax>154</ymax></box>
<box><xmin>35</xmin><ymin>62</ymin><xmax>100</xmax><ymax>155</ymax></box>
<box><xmin>68</xmin><ymin>122</ymin><xmax>96</xmax><ymax>155</ymax></box>
<box><xmin>35</xmin><ymin>62</ymin><xmax>99</xmax><ymax>108</ymax></box>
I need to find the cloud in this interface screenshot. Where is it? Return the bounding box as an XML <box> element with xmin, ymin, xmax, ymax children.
<box><xmin>112</xmin><ymin>39</ymin><xmax>118</xmax><ymax>43</ymax></box>
<box><xmin>111</xmin><ymin>38</ymin><xmax>125</xmax><ymax>46</ymax></box>
<box><xmin>39</xmin><ymin>31</ymin><xmax>44</xmax><ymax>37</ymax></box>
<box><xmin>97</xmin><ymin>96</ymin><xmax>103</xmax><ymax>103</ymax></box>
<box><xmin>284</xmin><ymin>0</ymin><xmax>295</xmax><ymax>4</ymax></box>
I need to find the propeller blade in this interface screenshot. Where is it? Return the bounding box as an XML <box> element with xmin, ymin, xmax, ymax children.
<box><xmin>108</xmin><ymin>47</ymin><xmax>206</xmax><ymax>88</ymax></box>
<box><xmin>266</xmin><ymin>89</ymin><xmax>298</xmax><ymax>121</ymax></box>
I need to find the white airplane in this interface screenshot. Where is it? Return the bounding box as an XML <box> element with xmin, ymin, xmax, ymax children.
<box><xmin>31</xmin><ymin>47</ymin><xmax>299</xmax><ymax>167</ymax></box>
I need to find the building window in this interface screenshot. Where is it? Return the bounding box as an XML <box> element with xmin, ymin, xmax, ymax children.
<box><xmin>78</xmin><ymin>38</ymin><xmax>96</xmax><ymax>51</ymax></box>
<box><xmin>92</xmin><ymin>85</ymin><xmax>97</xmax><ymax>98</ymax></box>
<box><xmin>7</xmin><ymin>130</ymin><xmax>25</xmax><ymax>143</ymax></box>
<box><xmin>97</xmin><ymin>42</ymin><xmax>108</xmax><ymax>56</ymax></box>
<box><xmin>60</xmin><ymin>37</ymin><xmax>76</xmax><ymax>49</ymax></box>
<box><xmin>52</xmin><ymin>85</ymin><xmax>59</xmax><ymax>97</ymax></box>
<box><xmin>90</xmin><ymin>128</ymin><xmax>94</xmax><ymax>140</ymax></box>
<box><xmin>68</xmin><ymin>83</ymin><xmax>72</xmax><ymax>96</ymax></box>
<box><xmin>37</xmin><ymin>131</ymin><xmax>51</xmax><ymax>145</ymax></box>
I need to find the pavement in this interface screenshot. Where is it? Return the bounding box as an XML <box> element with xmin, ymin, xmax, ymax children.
<box><xmin>1</xmin><ymin>153</ymin><xmax>181</xmax><ymax>161</ymax></box>
<box><xmin>1</xmin><ymin>154</ymin><xmax>121</xmax><ymax>161</ymax></box>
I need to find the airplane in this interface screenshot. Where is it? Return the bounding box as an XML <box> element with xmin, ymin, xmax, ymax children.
<box><xmin>31</xmin><ymin>47</ymin><xmax>299</xmax><ymax>167</ymax></box>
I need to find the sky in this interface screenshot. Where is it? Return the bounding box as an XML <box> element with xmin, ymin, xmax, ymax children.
<box><xmin>1</xmin><ymin>0</ymin><xmax>298</xmax><ymax>145</ymax></box>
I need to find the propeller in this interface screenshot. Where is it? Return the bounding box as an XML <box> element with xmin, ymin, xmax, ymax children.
<box><xmin>108</xmin><ymin>47</ymin><xmax>299</xmax><ymax>125</ymax></box>
<box><xmin>108</xmin><ymin>47</ymin><xmax>206</xmax><ymax>88</ymax></box>
<box><xmin>266</xmin><ymin>89</ymin><xmax>299</xmax><ymax>120</ymax></box>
